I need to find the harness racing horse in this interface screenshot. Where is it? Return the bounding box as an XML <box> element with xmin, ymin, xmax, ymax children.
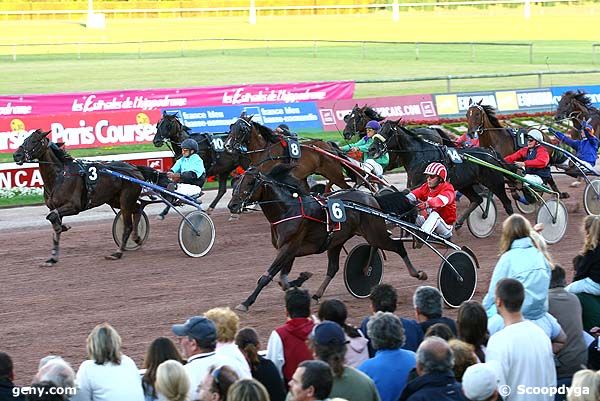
<box><xmin>13</xmin><ymin>129</ymin><xmax>166</xmax><ymax>266</ymax></box>
<box><xmin>555</xmin><ymin>90</ymin><xmax>600</xmax><ymax>140</ymax></box>
<box><xmin>369</xmin><ymin>119</ymin><xmax>514</xmax><ymax>229</ymax></box>
<box><xmin>153</xmin><ymin>112</ymin><xmax>250</xmax><ymax>216</ymax></box>
<box><xmin>224</xmin><ymin>114</ymin><xmax>354</xmax><ymax>191</ymax></box>
<box><xmin>227</xmin><ymin>164</ymin><xmax>426</xmax><ymax>311</ymax></box>
<box><xmin>466</xmin><ymin>100</ymin><xmax>569</xmax><ymax>198</ymax></box>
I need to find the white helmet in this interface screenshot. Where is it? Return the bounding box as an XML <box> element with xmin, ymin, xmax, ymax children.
<box><xmin>527</xmin><ymin>129</ymin><xmax>544</xmax><ymax>143</ymax></box>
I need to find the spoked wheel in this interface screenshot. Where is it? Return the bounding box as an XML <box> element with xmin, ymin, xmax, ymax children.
<box><xmin>178</xmin><ymin>210</ymin><xmax>216</xmax><ymax>258</ymax></box>
<box><xmin>112</xmin><ymin>210</ymin><xmax>149</xmax><ymax>250</ymax></box>
<box><xmin>343</xmin><ymin>244</ymin><xmax>384</xmax><ymax>299</ymax></box>
<box><xmin>536</xmin><ymin>199</ymin><xmax>568</xmax><ymax>245</ymax></box>
<box><xmin>438</xmin><ymin>250</ymin><xmax>477</xmax><ymax>308</ymax></box>
<box><xmin>467</xmin><ymin>197</ymin><xmax>497</xmax><ymax>238</ymax></box>
<box><xmin>584</xmin><ymin>179</ymin><xmax>600</xmax><ymax>216</ymax></box>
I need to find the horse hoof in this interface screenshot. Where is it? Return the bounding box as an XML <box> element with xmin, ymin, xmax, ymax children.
<box><xmin>454</xmin><ymin>222</ymin><xmax>463</xmax><ymax>230</ymax></box>
<box><xmin>60</xmin><ymin>224</ymin><xmax>71</xmax><ymax>232</ymax></box>
<box><xmin>206</xmin><ymin>207</ymin><xmax>214</xmax><ymax>215</ymax></box>
<box><xmin>278</xmin><ymin>281</ymin><xmax>290</xmax><ymax>291</ymax></box>
<box><xmin>416</xmin><ymin>270</ymin><xmax>428</xmax><ymax>281</ymax></box>
<box><xmin>560</xmin><ymin>192</ymin><xmax>570</xmax><ymax>199</ymax></box>
<box><xmin>311</xmin><ymin>295</ymin><xmax>321</xmax><ymax>304</ymax></box>
<box><xmin>228</xmin><ymin>214</ymin><xmax>240</xmax><ymax>222</ymax></box>
<box><xmin>41</xmin><ymin>258</ymin><xmax>58</xmax><ymax>267</ymax></box>
<box><xmin>156</xmin><ymin>214</ymin><xmax>165</xmax><ymax>221</ymax></box>
<box><xmin>234</xmin><ymin>303</ymin><xmax>249</xmax><ymax>312</ymax></box>
<box><xmin>104</xmin><ymin>252</ymin><xmax>123</xmax><ymax>260</ymax></box>
<box><xmin>133</xmin><ymin>237</ymin><xmax>143</xmax><ymax>245</ymax></box>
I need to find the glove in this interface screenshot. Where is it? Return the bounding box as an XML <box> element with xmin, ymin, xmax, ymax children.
<box><xmin>582</xmin><ymin>121</ymin><xmax>595</xmax><ymax>136</ymax></box>
<box><xmin>547</xmin><ymin>127</ymin><xmax>560</xmax><ymax>136</ymax></box>
<box><xmin>416</xmin><ymin>201</ymin><xmax>428</xmax><ymax>211</ymax></box>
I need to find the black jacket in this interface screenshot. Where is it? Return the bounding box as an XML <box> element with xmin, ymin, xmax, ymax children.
<box><xmin>398</xmin><ymin>372</ymin><xmax>467</xmax><ymax>401</ymax></box>
<box><xmin>253</xmin><ymin>355</ymin><xmax>286</xmax><ymax>401</ymax></box>
<box><xmin>0</xmin><ymin>378</ymin><xmax>25</xmax><ymax>401</ymax></box>
<box><xmin>573</xmin><ymin>246</ymin><xmax>600</xmax><ymax>284</ymax></box>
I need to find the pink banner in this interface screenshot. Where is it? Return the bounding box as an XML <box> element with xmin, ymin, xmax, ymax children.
<box><xmin>317</xmin><ymin>94</ymin><xmax>438</xmax><ymax>132</ymax></box>
<box><xmin>0</xmin><ymin>81</ymin><xmax>355</xmax><ymax>117</ymax></box>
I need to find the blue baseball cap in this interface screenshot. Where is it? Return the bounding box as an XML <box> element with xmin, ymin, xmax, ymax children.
<box><xmin>172</xmin><ymin>316</ymin><xmax>217</xmax><ymax>341</ymax></box>
<box><xmin>311</xmin><ymin>321</ymin><xmax>347</xmax><ymax>346</ymax></box>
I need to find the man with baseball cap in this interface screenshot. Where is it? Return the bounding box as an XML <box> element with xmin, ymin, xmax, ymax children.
<box><xmin>462</xmin><ymin>363</ymin><xmax>500</xmax><ymax>401</ymax></box>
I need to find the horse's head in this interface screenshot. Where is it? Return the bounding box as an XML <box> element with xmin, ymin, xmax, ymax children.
<box><xmin>225</xmin><ymin>114</ymin><xmax>254</xmax><ymax>153</ymax></box>
<box><xmin>555</xmin><ymin>90</ymin><xmax>589</xmax><ymax>123</ymax></box>
<box><xmin>228</xmin><ymin>167</ymin><xmax>264</xmax><ymax>214</ymax></box>
<box><xmin>13</xmin><ymin>129</ymin><xmax>51</xmax><ymax>165</ymax></box>
<box><xmin>466</xmin><ymin>99</ymin><xmax>486</xmax><ymax>137</ymax></box>
<box><xmin>343</xmin><ymin>105</ymin><xmax>383</xmax><ymax>141</ymax></box>
<box><xmin>154</xmin><ymin>112</ymin><xmax>186</xmax><ymax>148</ymax></box>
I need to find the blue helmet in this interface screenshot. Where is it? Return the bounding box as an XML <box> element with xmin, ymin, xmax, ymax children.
<box><xmin>366</xmin><ymin>120</ymin><xmax>381</xmax><ymax>131</ymax></box>
<box><xmin>181</xmin><ymin>138</ymin><xmax>199</xmax><ymax>153</ymax></box>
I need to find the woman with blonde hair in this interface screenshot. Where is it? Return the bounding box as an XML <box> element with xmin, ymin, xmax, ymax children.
<box><xmin>142</xmin><ymin>337</ymin><xmax>184</xmax><ymax>401</ymax></box>
<box><xmin>566</xmin><ymin>215</ymin><xmax>600</xmax><ymax>295</ymax></box>
<box><xmin>205</xmin><ymin>307</ymin><xmax>251</xmax><ymax>379</ymax></box>
<box><xmin>567</xmin><ymin>369</ymin><xmax>600</xmax><ymax>401</ymax></box>
<box><xmin>155</xmin><ymin>360</ymin><xmax>189</xmax><ymax>401</ymax></box>
<box><xmin>76</xmin><ymin>323</ymin><xmax>145</xmax><ymax>401</ymax></box>
<box><xmin>227</xmin><ymin>379</ymin><xmax>270</xmax><ymax>401</ymax></box>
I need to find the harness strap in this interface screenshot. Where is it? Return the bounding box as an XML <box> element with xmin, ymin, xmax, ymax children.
<box><xmin>270</xmin><ymin>196</ymin><xmax>325</xmax><ymax>227</ymax></box>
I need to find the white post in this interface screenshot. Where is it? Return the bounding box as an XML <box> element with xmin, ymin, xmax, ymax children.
<box><xmin>88</xmin><ymin>0</ymin><xmax>93</xmax><ymax>18</ymax></box>
<box><xmin>524</xmin><ymin>0</ymin><xmax>531</xmax><ymax>19</ymax></box>
<box><xmin>249</xmin><ymin>0</ymin><xmax>256</xmax><ymax>25</ymax></box>
<box><xmin>392</xmin><ymin>0</ymin><xmax>400</xmax><ymax>22</ymax></box>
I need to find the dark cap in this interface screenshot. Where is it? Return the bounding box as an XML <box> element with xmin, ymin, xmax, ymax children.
<box><xmin>311</xmin><ymin>321</ymin><xmax>347</xmax><ymax>346</ymax></box>
<box><xmin>172</xmin><ymin>316</ymin><xmax>217</xmax><ymax>341</ymax></box>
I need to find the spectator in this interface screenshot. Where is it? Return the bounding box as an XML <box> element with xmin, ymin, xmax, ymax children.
<box><xmin>205</xmin><ymin>307</ymin><xmax>252</xmax><ymax>378</ymax></box>
<box><xmin>26</xmin><ymin>381</ymin><xmax>65</xmax><ymax>401</ymax></box>
<box><xmin>566</xmin><ymin>215</ymin><xmax>600</xmax><ymax>296</ymax></box>
<box><xmin>196</xmin><ymin>365</ymin><xmax>238</xmax><ymax>401</ymax></box>
<box><xmin>399</xmin><ymin>337</ymin><xmax>467</xmax><ymax>401</ymax></box>
<box><xmin>360</xmin><ymin>284</ymin><xmax>423</xmax><ymax>355</ymax></box>
<box><xmin>485</xmin><ymin>279</ymin><xmax>556</xmax><ymax>401</ymax></box>
<box><xmin>448</xmin><ymin>340</ymin><xmax>477</xmax><ymax>382</ymax></box>
<box><xmin>567</xmin><ymin>369</ymin><xmax>600</xmax><ymax>401</ymax></box>
<box><xmin>0</xmin><ymin>352</ymin><xmax>25</xmax><ymax>401</ymax></box>
<box><xmin>34</xmin><ymin>356</ymin><xmax>79</xmax><ymax>400</ymax></box>
<box><xmin>227</xmin><ymin>379</ymin><xmax>270</xmax><ymax>401</ymax></box>
<box><xmin>358</xmin><ymin>312</ymin><xmax>416</xmax><ymax>401</ymax></box>
<box><xmin>318</xmin><ymin>299</ymin><xmax>368</xmax><ymax>367</ymax></box>
<box><xmin>172</xmin><ymin>316</ymin><xmax>240</xmax><ymax>401</ymax></box>
<box><xmin>266</xmin><ymin>288</ymin><xmax>315</xmax><ymax>384</ymax></box>
<box><xmin>424</xmin><ymin>323</ymin><xmax>455</xmax><ymax>341</ymax></box>
<box><xmin>457</xmin><ymin>301</ymin><xmax>489</xmax><ymax>362</ymax></box>
<box><xmin>461</xmin><ymin>363</ymin><xmax>500</xmax><ymax>401</ymax></box>
<box><xmin>235</xmin><ymin>327</ymin><xmax>286</xmax><ymax>401</ymax></box>
<box><xmin>141</xmin><ymin>337</ymin><xmax>183</xmax><ymax>401</ymax></box>
<box><xmin>309</xmin><ymin>321</ymin><xmax>380</xmax><ymax>401</ymax></box>
<box><xmin>288</xmin><ymin>360</ymin><xmax>334</xmax><ymax>401</ymax></box>
<box><xmin>413</xmin><ymin>286</ymin><xmax>457</xmax><ymax>335</ymax></box>
<box><xmin>75</xmin><ymin>323</ymin><xmax>145</xmax><ymax>401</ymax></box>
<box><xmin>155</xmin><ymin>360</ymin><xmax>189</xmax><ymax>401</ymax></box>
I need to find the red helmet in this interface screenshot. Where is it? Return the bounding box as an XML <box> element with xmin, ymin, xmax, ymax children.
<box><xmin>424</xmin><ymin>162</ymin><xmax>447</xmax><ymax>182</ymax></box>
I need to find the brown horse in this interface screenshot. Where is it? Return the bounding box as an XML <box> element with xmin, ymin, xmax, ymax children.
<box><xmin>555</xmin><ymin>90</ymin><xmax>600</xmax><ymax>140</ymax></box>
<box><xmin>224</xmin><ymin>114</ymin><xmax>354</xmax><ymax>190</ymax></box>
<box><xmin>342</xmin><ymin>104</ymin><xmax>385</xmax><ymax>140</ymax></box>
<box><xmin>13</xmin><ymin>129</ymin><xmax>150</xmax><ymax>266</ymax></box>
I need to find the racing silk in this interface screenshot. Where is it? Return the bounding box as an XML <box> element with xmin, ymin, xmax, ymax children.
<box><xmin>409</xmin><ymin>181</ymin><xmax>457</xmax><ymax>224</ymax></box>
<box><xmin>504</xmin><ymin>145</ymin><xmax>551</xmax><ymax>179</ymax></box>
<box><xmin>456</xmin><ymin>133</ymin><xmax>480</xmax><ymax>148</ymax></box>
<box><xmin>341</xmin><ymin>136</ymin><xmax>389</xmax><ymax>168</ymax></box>
<box><xmin>171</xmin><ymin>153</ymin><xmax>205</xmax><ymax>178</ymax></box>
<box><xmin>553</xmin><ymin>129</ymin><xmax>599</xmax><ymax>166</ymax></box>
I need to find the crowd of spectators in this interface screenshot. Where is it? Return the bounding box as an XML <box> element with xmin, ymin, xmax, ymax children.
<box><xmin>3</xmin><ymin>214</ymin><xmax>600</xmax><ymax>401</ymax></box>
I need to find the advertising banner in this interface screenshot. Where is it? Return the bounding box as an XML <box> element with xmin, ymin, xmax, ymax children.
<box><xmin>0</xmin><ymin>81</ymin><xmax>355</xmax><ymax>117</ymax></box>
<box><xmin>551</xmin><ymin>85</ymin><xmax>600</xmax><ymax>108</ymax></box>
<box><xmin>317</xmin><ymin>95</ymin><xmax>438</xmax><ymax>131</ymax></box>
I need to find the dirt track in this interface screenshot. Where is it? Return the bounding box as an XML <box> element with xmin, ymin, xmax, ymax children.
<box><xmin>0</xmin><ymin>175</ymin><xmax>587</xmax><ymax>383</ymax></box>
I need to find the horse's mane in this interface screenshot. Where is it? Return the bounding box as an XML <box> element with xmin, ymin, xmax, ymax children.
<box><xmin>563</xmin><ymin>90</ymin><xmax>594</xmax><ymax>110</ymax></box>
<box><xmin>49</xmin><ymin>144</ymin><xmax>74</xmax><ymax>163</ymax></box>
<box><xmin>253</xmin><ymin>122</ymin><xmax>279</xmax><ymax>143</ymax></box>
<box><xmin>266</xmin><ymin>164</ymin><xmax>309</xmax><ymax>195</ymax></box>
<box><xmin>364</xmin><ymin>106</ymin><xmax>384</xmax><ymax>121</ymax></box>
<box><xmin>481</xmin><ymin>105</ymin><xmax>503</xmax><ymax>128</ymax></box>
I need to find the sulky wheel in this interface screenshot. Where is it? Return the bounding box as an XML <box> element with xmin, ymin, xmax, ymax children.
<box><xmin>467</xmin><ymin>197</ymin><xmax>497</xmax><ymax>239</ymax></box>
<box><xmin>112</xmin><ymin>210</ymin><xmax>149</xmax><ymax>251</ymax></box>
<box><xmin>536</xmin><ymin>199</ymin><xmax>568</xmax><ymax>245</ymax></box>
<box><xmin>584</xmin><ymin>179</ymin><xmax>600</xmax><ymax>216</ymax></box>
<box><xmin>343</xmin><ymin>244</ymin><xmax>384</xmax><ymax>299</ymax></box>
<box><xmin>178</xmin><ymin>210</ymin><xmax>216</xmax><ymax>258</ymax></box>
<box><xmin>515</xmin><ymin>197</ymin><xmax>537</xmax><ymax>214</ymax></box>
<box><xmin>438</xmin><ymin>250</ymin><xmax>477</xmax><ymax>308</ymax></box>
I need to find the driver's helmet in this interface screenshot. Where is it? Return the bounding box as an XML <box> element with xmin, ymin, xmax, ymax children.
<box><xmin>423</xmin><ymin>162</ymin><xmax>448</xmax><ymax>182</ymax></box>
<box><xmin>276</xmin><ymin>124</ymin><xmax>291</xmax><ymax>136</ymax></box>
<box><xmin>365</xmin><ymin>120</ymin><xmax>381</xmax><ymax>132</ymax></box>
<box><xmin>527</xmin><ymin>129</ymin><xmax>544</xmax><ymax>143</ymax></box>
<box><xmin>181</xmin><ymin>138</ymin><xmax>199</xmax><ymax>154</ymax></box>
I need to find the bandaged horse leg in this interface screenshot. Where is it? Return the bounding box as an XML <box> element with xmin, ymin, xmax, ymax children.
<box><xmin>44</xmin><ymin>206</ymin><xmax>77</xmax><ymax>266</ymax></box>
<box><xmin>313</xmin><ymin>244</ymin><xmax>343</xmax><ymax>301</ymax></box>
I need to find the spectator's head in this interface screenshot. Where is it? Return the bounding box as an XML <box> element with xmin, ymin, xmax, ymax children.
<box><xmin>289</xmin><ymin>360</ymin><xmax>333</xmax><ymax>401</ymax></box>
<box><xmin>462</xmin><ymin>363</ymin><xmax>499</xmax><ymax>401</ymax></box>
<box><xmin>86</xmin><ymin>323</ymin><xmax>122</xmax><ymax>365</ymax></box>
<box><xmin>197</xmin><ymin>365</ymin><xmax>239</xmax><ymax>401</ymax></box>
<box><xmin>500</xmin><ymin>214</ymin><xmax>532</xmax><ymax>253</ymax></box>
<box><xmin>457</xmin><ymin>300</ymin><xmax>488</xmax><ymax>351</ymax></box>
<box><xmin>205</xmin><ymin>307</ymin><xmax>240</xmax><ymax>343</ymax></box>
<box><xmin>317</xmin><ymin>299</ymin><xmax>348</xmax><ymax>326</ymax></box>
<box><xmin>227</xmin><ymin>379</ymin><xmax>270</xmax><ymax>401</ymax></box>
<box><xmin>550</xmin><ymin>265</ymin><xmax>567</xmax><ymax>289</ymax></box>
<box><xmin>309</xmin><ymin>321</ymin><xmax>347</xmax><ymax>377</ymax></box>
<box><xmin>26</xmin><ymin>381</ymin><xmax>65</xmax><ymax>401</ymax></box>
<box><xmin>369</xmin><ymin>283</ymin><xmax>397</xmax><ymax>313</ymax></box>
<box><xmin>415</xmin><ymin>337</ymin><xmax>454</xmax><ymax>376</ymax></box>
<box><xmin>0</xmin><ymin>352</ymin><xmax>15</xmax><ymax>382</ymax></box>
<box><xmin>34</xmin><ymin>356</ymin><xmax>76</xmax><ymax>393</ymax></box>
<box><xmin>448</xmin><ymin>339</ymin><xmax>477</xmax><ymax>382</ymax></box>
<box><xmin>568</xmin><ymin>369</ymin><xmax>600</xmax><ymax>401</ymax></box>
<box><xmin>155</xmin><ymin>360</ymin><xmax>189</xmax><ymax>401</ymax></box>
<box><xmin>285</xmin><ymin>288</ymin><xmax>311</xmax><ymax>319</ymax></box>
<box><xmin>172</xmin><ymin>316</ymin><xmax>218</xmax><ymax>357</ymax></box>
<box><xmin>495</xmin><ymin>278</ymin><xmax>525</xmax><ymax>317</ymax></box>
<box><xmin>413</xmin><ymin>286</ymin><xmax>443</xmax><ymax>321</ymax></box>
<box><xmin>367</xmin><ymin>312</ymin><xmax>405</xmax><ymax>351</ymax></box>
<box><xmin>234</xmin><ymin>327</ymin><xmax>260</xmax><ymax>371</ymax></box>
<box><xmin>425</xmin><ymin>323</ymin><xmax>455</xmax><ymax>341</ymax></box>
<box><xmin>142</xmin><ymin>337</ymin><xmax>183</xmax><ymax>398</ymax></box>
<box><xmin>582</xmin><ymin>215</ymin><xmax>600</xmax><ymax>253</ymax></box>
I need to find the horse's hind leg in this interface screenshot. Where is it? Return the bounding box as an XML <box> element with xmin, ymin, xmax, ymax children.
<box><xmin>547</xmin><ymin>177</ymin><xmax>570</xmax><ymax>199</ymax></box>
<box><xmin>208</xmin><ymin>173</ymin><xmax>228</xmax><ymax>215</ymax></box>
<box><xmin>455</xmin><ymin>187</ymin><xmax>482</xmax><ymax>229</ymax></box>
<box><xmin>106</xmin><ymin>209</ymin><xmax>134</xmax><ymax>260</ymax></box>
<box><xmin>313</xmin><ymin>244</ymin><xmax>344</xmax><ymax>302</ymax></box>
<box><xmin>368</xmin><ymin>230</ymin><xmax>427</xmax><ymax>281</ymax></box>
<box><xmin>43</xmin><ymin>206</ymin><xmax>78</xmax><ymax>266</ymax></box>
<box><xmin>157</xmin><ymin>205</ymin><xmax>170</xmax><ymax>220</ymax></box>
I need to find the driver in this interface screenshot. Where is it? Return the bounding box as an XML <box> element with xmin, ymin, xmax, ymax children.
<box><xmin>166</xmin><ymin>138</ymin><xmax>206</xmax><ymax>194</ymax></box>
<box><xmin>274</xmin><ymin>123</ymin><xmax>297</xmax><ymax>138</ymax></box>
<box><xmin>406</xmin><ymin>162</ymin><xmax>456</xmax><ymax>247</ymax></box>
<box><xmin>340</xmin><ymin>120</ymin><xmax>389</xmax><ymax>177</ymax></box>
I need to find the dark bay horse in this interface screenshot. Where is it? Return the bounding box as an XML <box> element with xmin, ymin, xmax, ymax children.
<box><xmin>555</xmin><ymin>90</ymin><xmax>600</xmax><ymax>140</ymax></box>
<box><xmin>368</xmin><ymin>119</ymin><xmax>514</xmax><ymax>229</ymax></box>
<box><xmin>466</xmin><ymin>100</ymin><xmax>568</xmax><ymax>198</ymax></box>
<box><xmin>153</xmin><ymin>112</ymin><xmax>249</xmax><ymax>215</ymax></box>
<box><xmin>224</xmin><ymin>114</ymin><xmax>354</xmax><ymax>190</ymax></box>
<box><xmin>13</xmin><ymin>129</ymin><xmax>162</xmax><ymax>265</ymax></box>
<box><xmin>227</xmin><ymin>164</ymin><xmax>426</xmax><ymax>311</ymax></box>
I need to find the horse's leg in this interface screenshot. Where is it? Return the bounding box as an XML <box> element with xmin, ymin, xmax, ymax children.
<box><xmin>547</xmin><ymin>177</ymin><xmax>569</xmax><ymax>199</ymax></box>
<box><xmin>131</xmin><ymin>204</ymin><xmax>144</xmax><ymax>245</ymax></box>
<box><xmin>207</xmin><ymin>173</ymin><xmax>228</xmax><ymax>215</ymax></box>
<box><xmin>44</xmin><ymin>206</ymin><xmax>79</xmax><ymax>266</ymax></box>
<box><xmin>312</xmin><ymin>244</ymin><xmax>344</xmax><ymax>302</ymax></box>
<box><xmin>367</xmin><ymin>226</ymin><xmax>427</xmax><ymax>280</ymax></box>
<box><xmin>488</xmin><ymin>181</ymin><xmax>514</xmax><ymax>216</ymax></box>
<box><xmin>106</xmin><ymin>209</ymin><xmax>134</xmax><ymax>260</ymax></box>
<box><xmin>158</xmin><ymin>204</ymin><xmax>170</xmax><ymax>220</ymax></box>
<box><xmin>455</xmin><ymin>186</ymin><xmax>482</xmax><ymax>229</ymax></box>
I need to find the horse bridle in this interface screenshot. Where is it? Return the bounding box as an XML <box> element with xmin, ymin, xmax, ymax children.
<box><xmin>227</xmin><ymin>118</ymin><xmax>253</xmax><ymax>152</ymax></box>
<box><xmin>345</xmin><ymin>107</ymin><xmax>368</xmax><ymax>138</ymax></box>
<box><xmin>21</xmin><ymin>135</ymin><xmax>50</xmax><ymax>163</ymax></box>
<box><xmin>233</xmin><ymin>168</ymin><xmax>301</xmax><ymax>211</ymax></box>
<box><xmin>467</xmin><ymin>104</ymin><xmax>486</xmax><ymax>137</ymax></box>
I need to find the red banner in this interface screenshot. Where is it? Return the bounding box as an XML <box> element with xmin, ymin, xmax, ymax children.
<box><xmin>317</xmin><ymin>94</ymin><xmax>438</xmax><ymax>132</ymax></box>
<box><xmin>0</xmin><ymin>81</ymin><xmax>355</xmax><ymax>117</ymax></box>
